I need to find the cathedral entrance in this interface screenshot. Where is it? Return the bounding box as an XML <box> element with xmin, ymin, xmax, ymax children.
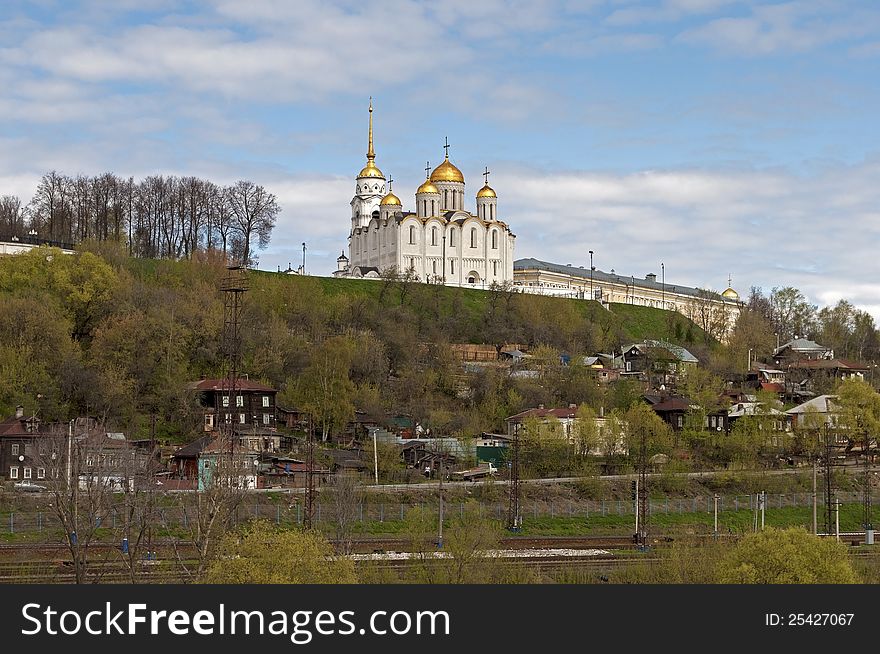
<box><xmin>467</xmin><ymin>271</ymin><xmax>481</xmax><ymax>285</ymax></box>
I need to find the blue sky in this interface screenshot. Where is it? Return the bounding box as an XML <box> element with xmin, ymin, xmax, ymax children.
<box><xmin>2</xmin><ymin>1</ymin><xmax>880</xmax><ymax>316</ymax></box>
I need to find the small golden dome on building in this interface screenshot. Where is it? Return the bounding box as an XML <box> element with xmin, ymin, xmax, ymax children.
<box><xmin>379</xmin><ymin>191</ymin><xmax>401</xmax><ymax>206</ymax></box>
<box><xmin>358</xmin><ymin>161</ymin><xmax>385</xmax><ymax>179</ymax></box>
<box><xmin>477</xmin><ymin>184</ymin><xmax>496</xmax><ymax>198</ymax></box>
<box><xmin>417</xmin><ymin>179</ymin><xmax>439</xmax><ymax>194</ymax></box>
<box><xmin>430</xmin><ymin>156</ymin><xmax>464</xmax><ymax>184</ymax></box>
<box><xmin>722</xmin><ymin>287</ymin><xmax>739</xmax><ymax>300</ymax></box>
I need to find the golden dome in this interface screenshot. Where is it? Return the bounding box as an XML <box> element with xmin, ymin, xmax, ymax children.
<box><xmin>430</xmin><ymin>156</ymin><xmax>464</xmax><ymax>184</ymax></box>
<box><xmin>477</xmin><ymin>184</ymin><xmax>496</xmax><ymax>198</ymax></box>
<box><xmin>379</xmin><ymin>191</ymin><xmax>401</xmax><ymax>205</ymax></box>
<box><xmin>722</xmin><ymin>287</ymin><xmax>739</xmax><ymax>300</ymax></box>
<box><xmin>358</xmin><ymin>161</ymin><xmax>385</xmax><ymax>179</ymax></box>
<box><xmin>417</xmin><ymin>179</ymin><xmax>439</xmax><ymax>194</ymax></box>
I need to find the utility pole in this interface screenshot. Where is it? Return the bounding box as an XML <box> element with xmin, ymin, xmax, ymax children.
<box><xmin>661</xmin><ymin>262</ymin><xmax>665</xmax><ymax>309</ymax></box>
<box><xmin>713</xmin><ymin>494</ymin><xmax>719</xmax><ymax>540</ymax></box>
<box><xmin>812</xmin><ymin>458</ymin><xmax>818</xmax><ymax>535</ymax></box>
<box><xmin>633</xmin><ymin>479</ymin><xmax>639</xmax><ymax>539</ymax></box>
<box><xmin>302</xmin><ymin>242</ymin><xmax>307</xmax><ymax>275</ymax></box>
<box><xmin>304</xmin><ymin>415</ymin><xmax>316</xmax><ymax>529</ymax></box>
<box><xmin>760</xmin><ymin>490</ymin><xmax>765</xmax><ymax>530</ymax></box>
<box><xmin>438</xmin><ymin>455</ymin><xmax>444</xmax><ymax>548</ymax></box>
<box><xmin>823</xmin><ymin>426</ymin><xmax>836</xmax><ymax>536</ymax></box>
<box><xmin>507</xmin><ymin>426</ymin><xmax>521</xmax><ymax>531</ymax></box>
<box><xmin>589</xmin><ymin>250</ymin><xmax>594</xmax><ymax>301</ymax></box>
<box><xmin>637</xmin><ymin>434</ymin><xmax>648</xmax><ymax>548</ymax></box>
<box><xmin>864</xmin><ymin>427</ymin><xmax>874</xmax><ymax>545</ymax></box>
<box><xmin>835</xmin><ymin>498</ymin><xmax>840</xmax><ymax>542</ymax></box>
<box><xmin>372</xmin><ymin>429</ymin><xmax>379</xmax><ymax>485</ymax></box>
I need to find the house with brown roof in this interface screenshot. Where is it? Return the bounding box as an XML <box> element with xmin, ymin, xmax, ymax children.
<box><xmin>189</xmin><ymin>376</ymin><xmax>278</xmax><ymax>434</ymax></box>
<box><xmin>0</xmin><ymin>406</ymin><xmax>49</xmax><ymax>482</ymax></box>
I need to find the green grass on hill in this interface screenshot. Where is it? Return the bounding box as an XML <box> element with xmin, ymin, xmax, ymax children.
<box><xmin>267</xmin><ymin>273</ymin><xmax>713</xmax><ymax>348</ymax></box>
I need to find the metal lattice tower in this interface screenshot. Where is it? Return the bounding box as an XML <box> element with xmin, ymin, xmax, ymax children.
<box><xmin>220</xmin><ymin>265</ymin><xmax>248</xmax><ymax>459</ymax></box>
<box><xmin>507</xmin><ymin>426</ymin><xmax>521</xmax><ymax>531</ymax></box>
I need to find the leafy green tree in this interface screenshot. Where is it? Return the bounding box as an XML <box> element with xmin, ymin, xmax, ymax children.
<box><xmin>835</xmin><ymin>377</ymin><xmax>880</xmax><ymax>438</ymax></box>
<box><xmin>717</xmin><ymin>527</ymin><xmax>860</xmax><ymax>584</ymax></box>
<box><xmin>203</xmin><ymin>521</ymin><xmax>357</xmax><ymax>584</ymax></box>
<box><xmin>290</xmin><ymin>336</ymin><xmax>356</xmax><ymax>442</ymax></box>
<box><xmin>623</xmin><ymin>402</ymin><xmax>674</xmax><ymax>463</ymax></box>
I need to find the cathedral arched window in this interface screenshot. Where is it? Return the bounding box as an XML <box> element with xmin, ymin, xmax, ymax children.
<box><xmin>450</xmin><ymin>260</ymin><xmax>455</xmax><ymax>275</ymax></box>
<box><xmin>432</xmin><ymin>260</ymin><xmax>437</xmax><ymax>275</ymax></box>
<box><xmin>372</xmin><ymin>210</ymin><xmax>379</xmax><ymax>221</ymax></box>
<box><xmin>491</xmin><ymin>230</ymin><xmax>498</xmax><ymax>249</ymax></box>
<box><xmin>409</xmin><ymin>225</ymin><xmax>416</xmax><ymax>245</ymax></box>
<box><xmin>493</xmin><ymin>260</ymin><xmax>498</xmax><ymax>276</ymax></box>
<box><xmin>423</xmin><ymin>200</ymin><xmax>428</xmax><ymax>216</ymax></box>
<box><xmin>431</xmin><ymin>200</ymin><xmax>435</xmax><ymax>215</ymax></box>
<box><xmin>449</xmin><ymin>228</ymin><xmax>455</xmax><ymax>246</ymax></box>
<box><xmin>444</xmin><ymin>190</ymin><xmax>449</xmax><ymax>208</ymax></box>
<box><xmin>431</xmin><ymin>227</ymin><xmax>437</xmax><ymax>246</ymax></box>
<box><xmin>470</xmin><ymin>227</ymin><xmax>477</xmax><ymax>248</ymax></box>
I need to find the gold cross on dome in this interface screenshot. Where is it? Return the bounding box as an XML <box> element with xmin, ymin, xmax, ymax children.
<box><xmin>425</xmin><ymin>161</ymin><xmax>430</xmax><ymax>178</ymax></box>
<box><xmin>483</xmin><ymin>166</ymin><xmax>491</xmax><ymax>185</ymax></box>
<box><xmin>443</xmin><ymin>137</ymin><xmax>450</xmax><ymax>158</ymax></box>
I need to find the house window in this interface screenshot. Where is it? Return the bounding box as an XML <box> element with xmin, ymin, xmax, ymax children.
<box><xmin>86</xmin><ymin>455</ymin><xmax>94</xmax><ymax>467</ymax></box>
<box><xmin>37</xmin><ymin>467</ymin><xmax>45</xmax><ymax>479</ymax></box>
<box><xmin>224</xmin><ymin>413</ymin><xmax>231</xmax><ymax>424</ymax></box>
<box><xmin>11</xmin><ymin>444</ymin><xmax>19</xmax><ymax>456</ymax></box>
<box><xmin>10</xmin><ymin>467</ymin><xmax>18</xmax><ymax>479</ymax></box>
<box><xmin>23</xmin><ymin>467</ymin><xmax>31</xmax><ymax>479</ymax></box>
<box><xmin>236</xmin><ymin>395</ymin><xmax>243</xmax><ymax>407</ymax></box>
<box><xmin>470</xmin><ymin>228</ymin><xmax>477</xmax><ymax>248</ymax></box>
<box><xmin>204</xmin><ymin>414</ymin><xmax>214</xmax><ymax>431</ymax></box>
<box><xmin>677</xmin><ymin>416</ymin><xmax>683</xmax><ymax>428</ymax></box>
<box><xmin>239</xmin><ymin>413</ymin><xmax>246</xmax><ymax>424</ymax></box>
<box><xmin>262</xmin><ymin>396</ymin><xmax>270</xmax><ymax>408</ymax></box>
<box><xmin>222</xmin><ymin>396</ymin><xmax>229</xmax><ymax>407</ymax></box>
<box><xmin>263</xmin><ymin>414</ymin><xmax>271</xmax><ymax>425</ymax></box>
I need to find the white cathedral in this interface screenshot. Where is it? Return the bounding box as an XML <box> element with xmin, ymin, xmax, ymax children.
<box><xmin>334</xmin><ymin>101</ymin><xmax>515</xmax><ymax>287</ymax></box>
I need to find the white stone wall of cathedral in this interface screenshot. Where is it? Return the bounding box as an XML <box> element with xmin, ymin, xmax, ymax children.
<box><xmin>476</xmin><ymin>197</ymin><xmax>497</xmax><ymax>222</ymax></box>
<box><xmin>415</xmin><ymin>191</ymin><xmax>440</xmax><ymax>218</ymax></box>
<box><xmin>432</xmin><ymin>181</ymin><xmax>464</xmax><ymax>211</ymax></box>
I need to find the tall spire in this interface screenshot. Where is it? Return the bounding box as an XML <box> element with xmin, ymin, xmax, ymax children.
<box><xmin>367</xmin><ymin>97</ymin><xmax>375</xmax><ymax>162</ymax></box>
<box><xmin>357</xmin><ymin>97</ymin><xmax>384</xmax><ymax>179</ymax></box>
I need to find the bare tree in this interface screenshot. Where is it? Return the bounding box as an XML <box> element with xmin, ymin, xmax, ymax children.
<box><xmin>0</xmin><ymin>195</ymin><xmax>24</xmax><ymax>234</ymax></box>
<box><xmin>164</xmin><ymin>445</ymin><xmax>248</xmax><ymax>581</ymax></box>
<box><xmin>226</xmin><ymin>180</ymin><xmax>279</xmax><ymax>266</ymax></box>
<box><xmin>38</xmin><ymin>420</ymin><xmax>125</xmax><ymax>583</ymax></box>
<box><xmin>328</xmin><ymin>471</ymin><xmax>364</xmax><ymax>555</ymax></box>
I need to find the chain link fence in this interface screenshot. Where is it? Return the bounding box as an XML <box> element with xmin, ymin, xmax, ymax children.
<box><xmin>3</xmin><ymin>492</ymin><xmax>878</xmax><ymax>534</ymax></box>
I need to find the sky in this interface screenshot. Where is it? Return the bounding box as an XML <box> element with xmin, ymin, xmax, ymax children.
<box><xmin>1</xmin><ymin>0</ymin><xmax>880</xmax><ymax>317</ymax></box>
